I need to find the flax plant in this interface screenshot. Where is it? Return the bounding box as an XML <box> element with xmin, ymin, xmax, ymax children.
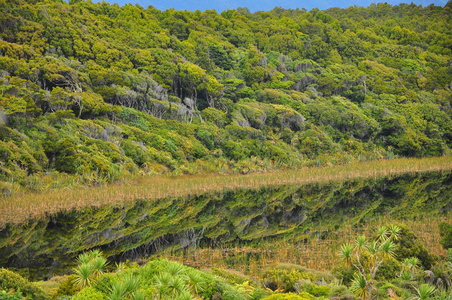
<box><xmin>412</xmin><ymin>284</ymin><xmax>436</xmax><ymax>300</ymax></box>
<box><xmin>401</xmin><ymin>257</ymin><xmax>421</xmax><ymax>280</ymax></box>
<box><xmin>73</xmin><ymin>250</ymin><xmax>108</xmax><ymax>288</ymax></box>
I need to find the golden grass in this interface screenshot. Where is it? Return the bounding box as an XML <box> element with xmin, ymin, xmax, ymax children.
<box><xmin>1</xmin><ymin>156</ymin><xmax>451</xmax><ymax>226</ymax></box>
<box><xmin>159</xmin><ymin>213</ymin><xmax>450</xmax><ymax>280</ymax></box>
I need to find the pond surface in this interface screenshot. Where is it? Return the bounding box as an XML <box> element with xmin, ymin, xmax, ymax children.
<box><xmin>1</xmin><ymin>171</ymin><xmax>451</xmax><ymax>279</ymax></box>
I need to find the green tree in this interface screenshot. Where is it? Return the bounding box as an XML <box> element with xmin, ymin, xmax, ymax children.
<box><xmin>338</xmin><ymin>225</ymin><xmax>400</xmax><ymax>300</ymax></box>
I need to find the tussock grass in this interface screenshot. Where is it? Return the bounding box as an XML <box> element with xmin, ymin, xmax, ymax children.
<box><xmin>1</xmin><ymin>156</ymin><xmax>451</xmax><ymax>226</ymax></box>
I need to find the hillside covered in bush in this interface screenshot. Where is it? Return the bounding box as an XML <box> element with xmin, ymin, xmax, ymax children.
<box><xmin>0</xmin><ymin>0</ymin><xmax>451</xmax><ymax>190</ymax></box>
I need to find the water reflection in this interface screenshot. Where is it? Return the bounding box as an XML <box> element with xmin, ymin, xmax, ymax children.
<box><xmin>0</xmin><ymin>172</ymin><xmax>450</xmax><ymax>279</ymax></box>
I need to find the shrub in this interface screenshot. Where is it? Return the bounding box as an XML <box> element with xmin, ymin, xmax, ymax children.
<box><xmin>332</xmin><ymin>266</ymin><xmax>355</xmax><ymax>285</ymax></box>
<box><xmin>201</xmin><ymin>107</ymin><xmax>228</xmax><ymax>127</ymax></box>
<box><xmin>0</xmin><ymin>268</ymin><xmax>49</xmax><ymax>300</ymax></box>
<box><xmin>263</xmin><ymin>269</ymin><xmax>314</xmax><ymax>292</ymax></box>
<box><xmin>0</xmin><ymin>290</ymin><xmax>23</xmax><ymax>300</ymax></box>
<box><xmin>386</xmin><ymin>223</ymin><xmax>437</xmax><ymax>269</ymax></box>
<box><xmin>261</xmin><ymin>292</ymin><xmax>314</xmax><ymax>300</ymax></box>
<box><xmin>439</xmin><ymin>222</ymin><xmax>452</xmax><ymax>249</ymax></box>
<box><xmin>211</xmin><ymin>268</ymin><xmax>252</xmax><ymax>286</ymax></box>
<box><xmin>52</xmin><ymin>274</ymin><xmax>78</xmax><ymax>299</ymax></box>
<box><xmin>376</xmin><ymin>257</ymin><xmax>403</xmax><ymax>281</ymax></box>
<box><xmin>376</xmin><ymin>282</ymin><xmax>402</xmax><ymax>299</ymax></box>
<box><xmin>300</xmin><ymin>283</ymin><xmax>330</xmax><ymax>297</ymax></box>
<box><xmin>72</xmin><ymin>287</ymin><xmax>105</xmax><ymax>300</ymax></box>
<box><xmin>328</xmin><ymin>285</ymin><xmax>348</xmax><ymax>297</ymax></box>
<box><xmin>92</xmin><ymin>273</ymin><xmax>114</xmax><ymax>295</ymax></box>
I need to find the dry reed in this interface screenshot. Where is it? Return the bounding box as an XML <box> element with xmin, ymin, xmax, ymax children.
<box><xmin>1</xmin><ymin>156</ymin><xmax>451</xmax><ymax>227</ymax></box>
<box><xmin>157</xmin><ymin>213</ymin><xmax>450</xmax><ymax>279</ymax></box>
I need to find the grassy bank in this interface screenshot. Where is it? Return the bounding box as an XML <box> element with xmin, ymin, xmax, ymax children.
<box><xmin>1</xmin><ymin>156</ymin><xmax>451</xmax><ymax>226</ymax></box>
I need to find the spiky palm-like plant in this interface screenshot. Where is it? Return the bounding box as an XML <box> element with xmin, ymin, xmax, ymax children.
<box><xmin>122</xmin><ymin>273</ymin><xmax>141</xmax><ymax>296</ymax></box>
<box><xmin>74</xmin><ymin>249</ymin><xmax>110</xmax><ymax>290</ymax></box>
<box><xmin>91</xmin><ymin>256</ymin><xmax>108</xmax><ymax>279</ymax></box>
<box><xmin>167</xmin><ymin>262</ymin><xmax>185</xmax><ymax>277</ymax></box>
<box><xmin>89</xmin><ymin>249</ymin><xmax>102</xmax><ymax>260</ymax></box>
<box><xmin>73</xmin><ymin>263</ymin><xmax>94</xmax><ymax>289</ymax></box>
<box><xmin>338</xmin><ymin>225</ymin><xmax>400</xmax><ymax>300</ymax></box>
<box><xmin>77</xmin><ymin>252</ymin><xmax>92</xmax><ymax>265</ymax></box>
<box><xmin>434</xmin><ymin>289</ymin><xmax>452</xmax><ymax>300</ymax></box>
<box><xmin>338</xmin><ymin>243</ymin><xmax>353</xmax><ymax>267</ymax></box>
<box><xmin>185</xmin><ymin>269</ymin><xmax>206</xmax><ymax>294</ymax></box>
<box><xmin>107</xmin><ymin>273</ymin><xmax>141</xmax><ymax>300</ymax></box>
<box><xmin>168</xmin><ymin>275</ymin><xmax>189</xmax><ymax>297</ymax></box>
<box><xmin>131</xmin><ymin>290</ymin><xmax>146</xmax><ymax>300</ymax></box>
<box><xmin>175</xmin><ymin>291</ymin><xmax>195</xmax><ymax>300</ymax></box>
<box><xmin>400</xmin><ymin>270</ymin><xmax>412</xmax><ymax>280</ymax></box>
<box><xmin>413</xmin><ymin>284</ymin><xmax>436</xmax><ymax>300</ymax></box>
<box><xmin>108</xmin><ymin>281</ymin><xmax>126</xmax><ymax>300</ymax></box>
<box><xmin>402</xmin><ymin>257</ymin><xmax>420</xmax><ymax>279</ymax></box>
<box><xmin>350</xmin><ymin>274</ymin><xmax>369</xmax><ymax>300</ymax></box>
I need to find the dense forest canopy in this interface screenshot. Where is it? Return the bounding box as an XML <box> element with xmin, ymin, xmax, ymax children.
<box><xmin>0</xmin><ymin>0</ymin><xmax>451</xmax><ymax>190</ymax></box>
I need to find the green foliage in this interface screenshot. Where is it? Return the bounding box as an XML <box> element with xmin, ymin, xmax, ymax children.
<box><xmin>0</xmin><ymin>290</ymin><xmax>23</xmax><ymax>300</ymax></box>
<box><xmin>263</xmin><ymin>268</ymin><xmax>316</xmax><ymax>292</ymax></box>
<box><xmin>338</xmin><ymin>225</ymin><xmax>401</xmax><ymax>300</ymax></box>
<box><xmin>72</xmin><ymin>287</ymin><xmax>105</xmax><ymax>300</ymax></box>
<box><xmin>328</xmin><ymin>285</ymin><xmax>350</xmax><ymax>297</ymax></box>
<box><xmin>376</xmin><ymin>256</ymin><xmax>403</xmax><ymax>281</ymax></box>
<box><xmin>332</xmin><ymin>266</ymin><xmax>355</xmax><ymax>286</ymax></box>
<box><xmin>0</xmin><ymin>269</ymin><xmax>49</xmax><ymax>300</ymax></box>
<box><xmin>52</xmin><ymin>274</ymin><xmax>78</xmax><ymax>299</ymax></box>
<box><xmin>413</xmin><ymin>284</ymin><xmax>436</xmax><ymax>300</ymax></box>
<box><xmin>0</xmin><ymin>0</ymin><xmax>451</xmax><ymax>196</ymax></box>
<box><xmin>209</xmin><ymin>44</ymin><xmax>233</xmax><ymax>70</ymax></box>
<box><xmin>391</xmin><ymin>223</ymin><xmax>436</xmax><ymax>269</ymax></box>
<box><xmin>349</xmin><ymin>274</ymin><xmax>369</xmax><ymax>300</ymax></box>
<box><xmin>299</xmin><ymin>283</ymin><xmax>330</xmax><ymax>297</ymax></box>
<box><xmin>376</xmin><ymin>282</ymin><xmax>402</xmax><ymax>299</ymax></box>
<box><xmin>261</xmin><ymin>292</ymin><xmax>314</xmax><ymax>300</ymax></box>
<box><xmin>439</xmin><ymin>222</ymin><xmax>452</xmax><ymax>249</ymax></box>
<box><xmin>73</xmin><ymin>250</ymin><xmax>108</xmax><ymax>289</ymax></box>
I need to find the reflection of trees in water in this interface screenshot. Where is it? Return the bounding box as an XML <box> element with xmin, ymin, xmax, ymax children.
<box><xmin>0</xmin><ymin>172</ymin><xmax>450</xmax><ymax>279</ymax></box>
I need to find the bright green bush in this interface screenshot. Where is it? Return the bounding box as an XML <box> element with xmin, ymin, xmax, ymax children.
<box><xmin>52</xmin><ymin>274</ymin><xmax>78</xmax><ymax>299</ymax></box>
<box><xmin>139</xmin><ymin>259</ymin><xmax>244</xmax><ymax>300</ymax></box>
<box><xmin>262</xmin><ymin>292</ymin><xmax>314</xmax><ymax>300</ymax></box>
<box><xmin>0</xmin><ymin>269</ymin><xmax>49</xmax><ymax>300</ymax></box>
<box><xmin>263</xmin><ymin>269</ymin><xmax>315</xmax><ymax>292</ymax></box>
<box><xmin>376</xmin><ymin>282</ymin><xmax>402</xmax><ymax>298</ymax></box>
<box><xmin>72</xmin><ymin>287</ymin><xmax>105</xmax><ymax>300</ymax></box>
<box><xmin>328</xmin><ymin>285</ymin><xmax>349</xmax><ymax>297</ymax></box>
<box><xmin>0</xmin><ymin>290</ymin><xmax>23</xmax><ymax>300</ymax></box>
<box><xmin>300</xmin><ymin>283</ymin><xmax>330</xmax><ymax>297</ymax></box>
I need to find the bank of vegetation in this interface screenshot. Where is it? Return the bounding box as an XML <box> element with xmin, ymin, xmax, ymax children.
<box><xmin>1</xmin><ymin>1</ymin><xmax>452</xmax><ymax>299</ymax></box>
<box><xmin>1</xmin><ymin>221</ymin><xmax>452</xmax><ymax>300</ymax></box>
<box><xmin>0</xmin><ymin>0</ymin><xmax>451</xmax><ymax>195</ymax></box>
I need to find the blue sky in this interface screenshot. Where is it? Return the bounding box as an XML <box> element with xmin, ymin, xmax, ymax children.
<box><xmin>103</xmin><ymin>0</ymin><xmax>448</xmax><ymax>12</ymax></box>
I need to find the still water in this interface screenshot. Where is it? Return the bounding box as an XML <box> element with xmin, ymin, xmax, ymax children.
<box><xmin>1</xmin><ymin>171</ymin><xmax>450</xmax><ymax>279</ymax></box>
